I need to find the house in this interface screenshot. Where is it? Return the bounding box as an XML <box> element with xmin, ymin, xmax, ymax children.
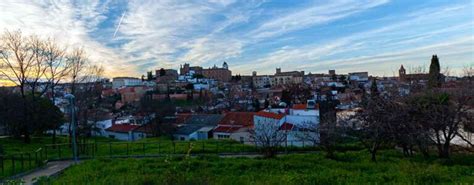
<box><xmin>213</xmin><ymin>112</ymin><xmax>255</xmax><ymax>143</ymax></box>
<box><xmin>173</xmin><ymin>114</ymin><xmax>223</xmax><ymax>141</ymax></box>
<box><xmin>253</xmin><ymin>100</ymin><xmax>320</xmax><ymax>146</ymax></box>
<box><xmin>91</xmin><ymin>119</ymin><xmax>113</xmax><ymax>136</ymax></box>
<box><xmin>105</xmin><ymin>124</ymin><xmax>145</xmax><ymax>141</ymax></box>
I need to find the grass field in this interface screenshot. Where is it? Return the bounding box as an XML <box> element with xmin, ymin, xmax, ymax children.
<box><xmin>37</xmin><ymin>150</ymin><xmax>474</xmax><ymax>184</ymax></box>
<box><xmin>0</xmin><ymin>136</ymin><xmax>259</xmax><ymax>179</ymax></box>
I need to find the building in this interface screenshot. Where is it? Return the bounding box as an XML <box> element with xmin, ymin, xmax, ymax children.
<box><xmin>348</xmin><ymin>72</ymin><xmax>369</xmax><ymax>82</ymax></box>
<box><xmin>398</xmin><ymin>65</ymin><xmax>429</xmax><ymax>83</ymax></box>
<box><xmin>112</xmin><ymin>77</ymin><xmax>142</xmax><ymax>89</ymax></box>
<box><xmin>253</xmin><ymin>100</ymin><xmax>320</xmax><ymax>146</ymax></box>
<box><xmin>118</xmin><ymin>86</ymin><xmax>151</xmax><ymax>104</ymax></box>
<box><xmin>202</xmin><ymin>62</ymin><xmax>232</xmax><ymax>82</ymax></box>
<box><xmin>173</xmin><ymin>114</ymin><xmax>224</xmax><ymax>141</ymax></box>
<box><xmin>156</xmin><ymin>69</ymin><xmax>178</xmax><ymax>83</ymax></box>
<box><xmin>180</xmin><ymin>63</ymin><xmax>203</xmax><ymax>75</ymax></box>
<box><xmin>252</xmin><ymin>71</ymin><xmax>272</xmax><ymax>89</ymax></box>
<box><xmin>179</xmin><ymin>62</ymin><xmax>232</xmax><ymax>82</ymax></box>
<box><xmin>105</xmin><ymin>124</ymin><xmax>144</xmax><ymax>141</ymax></box>
<box><xmin>213</xmin><ymin>112</ymin><xmax>255</xmax><ymax>143</ymax></box>
<box><xmin>272</xmin><ymin>68</ymin><xmax>304</xmax><ymax>86</ymax></box>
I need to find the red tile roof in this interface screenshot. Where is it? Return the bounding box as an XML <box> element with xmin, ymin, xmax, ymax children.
<box><xmin>135</xmin><ymin>123</ymin><xmax>158</xmax><ymax>134</ymax></box>
<box><xmin>106</xmin><ymin>124</ymin><xmax>140</xmax><ymax>133</ymax></box>
<box><xmin>279</xmin><ymin>122</ymin><xmax>294</xmax><ymax>131</ymax></box>
<box><xmin>255</xmin><ymin>111</ymin><xmax>285</xmax><ymax>120</ymax></box>
<box><xmin>292</xmin><ymin>104</ymin><xmax>307</xmax><ymax>110</ymax></box>
<box><xmin>218</xmin><ymin>112</ymin><xmax>255</xmax><ymax>127</ymax></box>
<box><xmin>213</xmin><ymin>126</ymin><xmax>242</xmax><ymax>133</ymax></box>
<box><xmin>176</xmin><ymin>113</ymin><xmax>192</xmax><ymax>124</ymax></box>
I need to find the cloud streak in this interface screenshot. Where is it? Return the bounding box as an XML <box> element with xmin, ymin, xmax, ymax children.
<box><xmin>0</xmin><ymin>0</ymin><xmax>471</xmax><ymax>77</ymax></box>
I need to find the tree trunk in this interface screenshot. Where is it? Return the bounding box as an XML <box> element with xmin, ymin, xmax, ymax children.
<box><xmin>439</xmin><ymin>142</ymin><xmax>450</xmax><ymax>158</ymax></box>
<box><xmin>370</xmin><ymin>143</ymin><xmax>378</xmax><ymax>162</ymax></box>
<box><xmin>23</xmin><ymin>130</ymin><xmax>31</xmax><ymax>143</ymax></box>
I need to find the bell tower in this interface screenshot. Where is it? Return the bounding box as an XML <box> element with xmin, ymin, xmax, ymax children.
<box><xmin>399</xmin><ymin>65</ymin><xmax>406</xmax><ymax>81</ymax></box>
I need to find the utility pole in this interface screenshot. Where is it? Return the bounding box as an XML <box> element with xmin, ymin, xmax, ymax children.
<box><xmin>65</xmin><ymin>94</ymin><xmax>78</xmax><ymax>163</ymax></box>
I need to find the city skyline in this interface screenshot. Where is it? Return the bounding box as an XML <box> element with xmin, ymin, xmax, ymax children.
<box><xmin>0</xmin><ymin>0</ymin><xmax>472</xmax><ymax>78</ymax></box>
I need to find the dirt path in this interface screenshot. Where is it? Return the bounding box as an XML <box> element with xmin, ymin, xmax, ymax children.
<box><xmin>18</xmin><ymin>160</ymin><xmax>76</xmax><ymax>185</ymax></box>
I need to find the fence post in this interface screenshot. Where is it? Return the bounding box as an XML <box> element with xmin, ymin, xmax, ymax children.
<box><xmin>202</xmin><ymin>142</ymin><xmax>205</xmax><ymax>153</ymax></box>
<box><xmin>126</xmin><ymin>143</ymin><xmax>129</xmax><ymax>156</ymax></box>
<box><xmin>35</xmin><ymin>152</ymin><xmax>38</xmax><ymax>167</ymax></box>
<box><xmin>187</xmin><ymin>142</ymin><xmax>191</xmax><ymax>154</ymax></box>
<box><xmin>173</xmin><ymin>142</ymin><xmax>176</xmax><ymax>154</ymax></box>
<box><xmin>158</xmin><ymin>142</ymin><xmax>161</xmax><ymax>155</ymax></box>
<box><xmin>11</xmin><ymin>156</ymin><xmax>15</xmax><ymax>174</ymax></box>
<box><xmin>28</xmin><ymin>153</ymin><xmax>31</xmax><ymax>169</ymax></box>
<box><xmin>1</xmin><ymin>155</ymin><xmax>4</xmax><ymax>175</ymax></box>
<box><xmin>58</xmin><ymin>144</ymin><xmax>61</xmax><ymax>159</ymax></box>
<box><xmin>20</xmin><ymin>154</ymin><xmax>24</xmax><ymax>172</ymax></box>
<box><xmin>44</xmin><ymin>147</ymin><xmax>47</xmax><ymax>161</ymax></box>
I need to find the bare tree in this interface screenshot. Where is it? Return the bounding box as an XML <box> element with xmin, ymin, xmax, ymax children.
<box><xmin>43</xmin><ymin>38</ymin><xmax>72</xmax><ymax>145</ymax></box>
<box><xmin>0</xmin><ymin>30</ymin><xmax>37</xmax><ymax>98</ymax></box>
<box><xmin>250</xmin><ymin>119</ymin><xmax>287</xmax><ymax>158</ymax></box>
<box><xmin>354</xmin><ymin>96</ymin><xmax>398</xmax><ymax>162</ymax></box>
<box><xmin>463</xmin><ymin>65</ymin><xmax>473</xmax><ymax>84</ymax></box>
<box><xmin>68</xmin><ymin>48</ymin><xmax>87</xmax><ymax>95</ymax></box>
<box><xmin>0</xmin><ymin>30</ymin><xmax>50</xmax><ymax>142</ymax></box>
<box><xmin>73</xmin><ymin>65</ymin><xmax>105</xmax><ymax>152</ymax></box>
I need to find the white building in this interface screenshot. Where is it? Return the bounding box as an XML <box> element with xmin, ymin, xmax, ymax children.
<box><xmin>112</xmin><ymin>77</ymin><xmax>142</xmax><ymax>89</ymax></box>
<box><xmin>253</xmin><ymin>101</ymin><xmax>320</xmax><ymax>147</ymax></box>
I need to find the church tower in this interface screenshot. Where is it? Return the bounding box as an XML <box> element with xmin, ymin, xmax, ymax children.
<box><xmin>222</xmin><ymin>61</ymin><xmax>228</xmax><ymax>69</ymax></box>
<box><xmin>399</xmin><ymin>65</ymin><xmax>406</xmax><ymax>81</ymax></box>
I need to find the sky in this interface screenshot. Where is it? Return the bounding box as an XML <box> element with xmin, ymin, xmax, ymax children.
<box><xmin>0</xmin><ymin>0</ymin><xmax>473</xmax><ymax>78</ymax></box>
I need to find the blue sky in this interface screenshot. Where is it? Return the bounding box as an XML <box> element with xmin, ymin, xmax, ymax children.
<box><xmin>0</xmin><ymin>0</ymin><xmax>472</xmax><ymax>77</ymax></box>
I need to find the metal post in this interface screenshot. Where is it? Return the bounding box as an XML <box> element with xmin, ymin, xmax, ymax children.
<box><xmin>158</xmin><ymin>142</ymin><xmax>161</xmax><ymax>155</ymax></box>
<box><xmin>65</xmin><ymin>94</ymin><xmax>78</xmax><ymax>162</ymax></box>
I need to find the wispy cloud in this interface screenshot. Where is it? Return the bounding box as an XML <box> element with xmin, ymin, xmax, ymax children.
<box><xmin>233</xmin><ymin>2</ymin><xmax>473</xmax><ymax>76</ymax></box>
<box><xmin>249</xmin><ymin>0</ymin><xmax>390</xmax><ymax>39</ymax></box>
<box><xmin>0</xmin><ymin>0</ymin><xmax>471</xmax><ymax>77</ymax></box>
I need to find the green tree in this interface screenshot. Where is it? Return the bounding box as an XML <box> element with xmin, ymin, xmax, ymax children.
<box><xmin>159</xmin><ymin>68</ymin><xmax>166</xmax><ymax>76</ymax></box>
<box><xmin>370</xmin><ymin>79</ymin><xmax>379</xmax><ymax>97</ymax></box>
<box><xmin>428</xmin><ymin>55</ymin><xmax>441</xmax><ymax>88</ymax></box>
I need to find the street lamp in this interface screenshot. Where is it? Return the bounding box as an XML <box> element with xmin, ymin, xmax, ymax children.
<box><xmin>65</xmin><ymin>94</ymin><xmax>78</xmax><ymax>163</ymax></box>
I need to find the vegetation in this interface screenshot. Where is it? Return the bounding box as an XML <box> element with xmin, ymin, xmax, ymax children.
<box><xmin>38</xmin><ymin>151</ymin><xmax>474</xmax><ymax>184</ymax></box>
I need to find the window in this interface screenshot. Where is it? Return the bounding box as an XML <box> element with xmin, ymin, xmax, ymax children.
<box><xmin>217</xmin><ymin>134</ymin><xmax>230</xmax><ymax>139</ymax></box>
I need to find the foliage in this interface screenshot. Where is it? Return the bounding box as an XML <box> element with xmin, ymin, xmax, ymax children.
<box><xmin>428</xmin><ymin>55</ymin><xmax>442</xmax><ymax>88</ymax></box>
<box><xmin>39</xmin><ymin>151</ymin><xmax>474</xmax><ymax>184</ymax></box>
<box><xmin>0</xmin><ymin>93</ymin><xmax>64</xmax><ymax>140</ymax></box>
